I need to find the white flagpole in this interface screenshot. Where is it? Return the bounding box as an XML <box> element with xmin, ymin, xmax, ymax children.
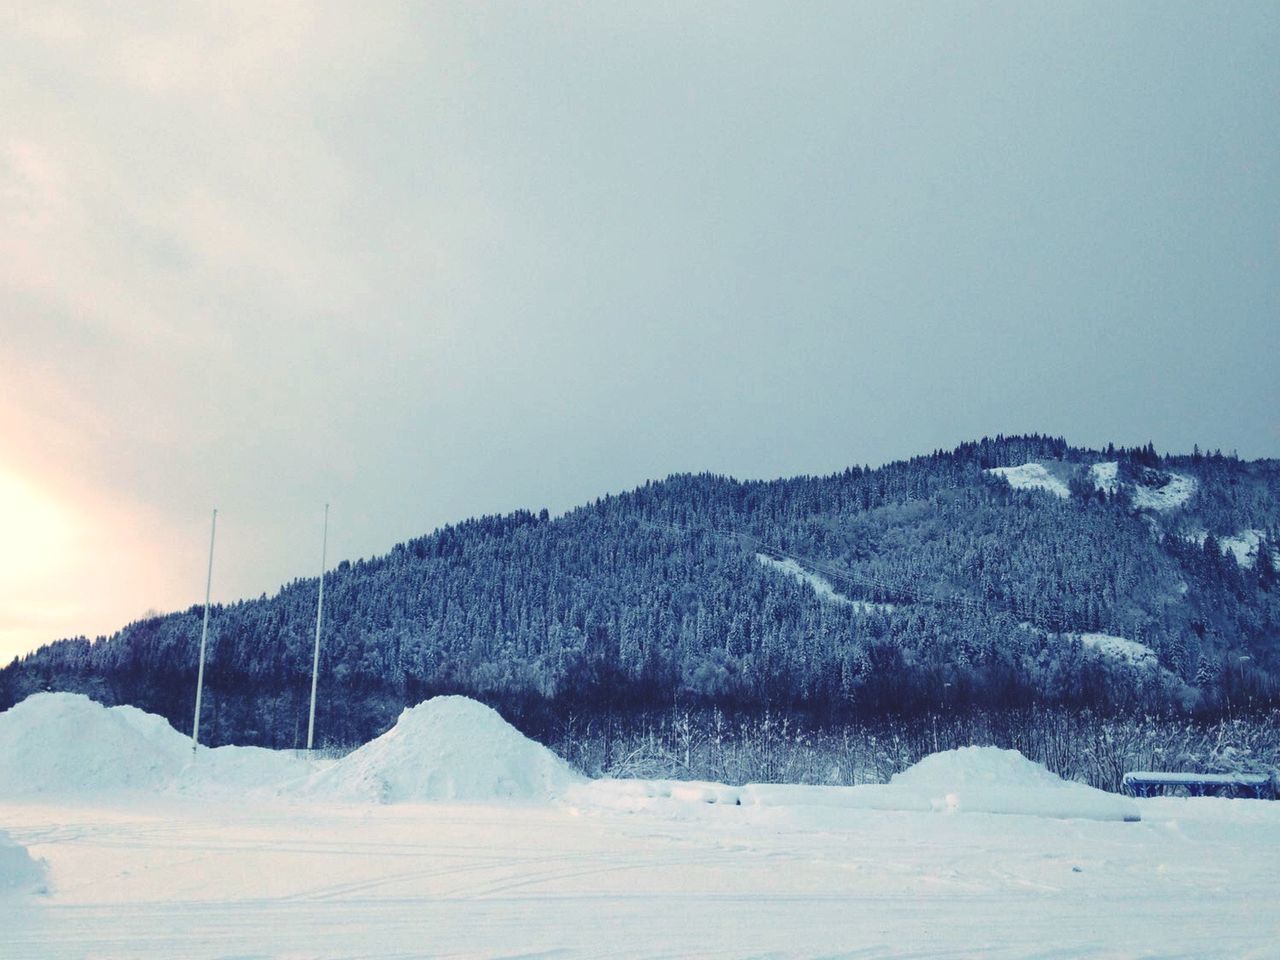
<box><xmin>306</xmin><ymin>504</ymin><xmax>329</xmax><ymax>750</ymax></box>
<box><xmin>191</xmin><ymin>508</ymin><xmax>217</xmax><ymax>753</ymax></box>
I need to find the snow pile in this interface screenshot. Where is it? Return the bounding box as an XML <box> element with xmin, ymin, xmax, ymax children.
<box><xmin>1077</xmin><ymin>632</ymin><xmax>1158</xmax><ymax>669</ymax></box>
<box><xmin>574</xmin><ymin>748</ymin><xmax>1139</xmax><ymax>822</ymax></box>
<box><xmin>887</xmin><ymin>747</ymin><xmax>1140</xmax><ymax>821</ymax></box>
<box><xmin>0</xmin><ymin>693</ymin><xmax>190</xmax><ymax>797</ymax></box>
<box><xmin>985</xmin><ymin>463</ymin><xmax>1070</xmax><ymax>500</ymax></box>
<box><xmin>1131</xmin><ymin>471</ymin><xmax>1196</xmax><ymax>511</ymax></box>
<box><xmin>0</xmin><ymin>831</ymin><xmax>45</xmax><ymax>898</ymax></box>
<box><xmin>0</xmin><ymin>693</ymin><xmax>314</xmax><ymax>799</ymax></box>
<box><xmin>301</xmin><ymin>696</ymin><xmax>584</xmax><ymax>803</ymax></box>
<box><xmin>757</xmin><ymin>554</ymin><xmax>892</xmax><ymax>613</ymax></box>
<box><xmin>175</xmin><ymin>744</ymin><xmax>314</xmax><ymax>797</ymax></box>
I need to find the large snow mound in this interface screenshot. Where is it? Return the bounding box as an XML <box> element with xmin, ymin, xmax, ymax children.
<box><xmin>0</xmin><ymin>693</ymin><xmax>313</xmax><ymax>799</ymax></box>
<box><xmin>0</xmin><ymin>693</ymin><xmax>190</xmax><ymax>796</ymax></box>
<box><xmin>985</xmin><ymin>463</ymin><xmax>1070</xmax><ymax>499</ymax></box>
<box><xmin>300</xmin><ymin>696</ymin><xmax>584</xmax><ymax>803</ymax></box>
<box><xmin>890</xmin><ymin>746</ymin><xmax>1065</xmax><ymax>792</ymax></box>
<box><xmin>0</xmin><ymin>831</ymin><xmax>46</xmax><ymax>898</ymax></box>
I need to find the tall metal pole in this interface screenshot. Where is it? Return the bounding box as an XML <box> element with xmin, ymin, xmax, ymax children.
<box><xmin>191</xmin><ymin>509</ymin><xmax>217</xmax><ymax>754</ymax></box>
<box><xmin>306</xmin><ymin>504</ymin><xmax>329</xmax><ymax>750</ymax></box>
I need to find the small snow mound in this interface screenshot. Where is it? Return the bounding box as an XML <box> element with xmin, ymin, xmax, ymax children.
<box><xmin>889</xmin><ymin>747</ymin><xmax>1139</xmax><ymax>821</ymax></box>
<box><xmin>0</xmin><ymin>831</ymin><xmax>46</xmax><ymax>898</ymax></box>
<box><xmin>301</xmin><ymin>696</ymin><xmax>584</xmax><ymax>804</ymax></box>
<box><xmin>0</xmin><ymin>693</ymin><xmax>188</xmax><ymax>797</ymax></box>
<box><xmin>891</xmin><ymin>746</ymin><xmax>1064</xmax><ymax>792</ymax></box>
<box><xmin>985</xmin><ymin>463</ymin><xmax>1070</xmax><ymax>500</ymax></box>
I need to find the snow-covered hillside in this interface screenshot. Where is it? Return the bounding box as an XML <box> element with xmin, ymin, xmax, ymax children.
<box><xmin>985</xmin><ymin>462</ymin><xmax>1071</xmax><ymax>499</ymax></box>
<box><xmin>1076</xmin><ymin>632</ymin><xmax>1159</xmax><ymax>669</ymax></box>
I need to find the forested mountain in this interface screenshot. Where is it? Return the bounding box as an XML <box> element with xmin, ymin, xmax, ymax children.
<box><xmin>3</xmin><ymin>435</ymin><xmax>1277</xmax><ymax>748</ymax></box>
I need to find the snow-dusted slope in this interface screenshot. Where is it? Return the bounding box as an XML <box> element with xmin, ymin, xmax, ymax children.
<box><xmin>1186</xmin><ymin>529</ymin><xmax>1267</xmax><ymax>568</ymax></box>
<box><xmin>1089</xmin><ymin>461</ymin><xmax>1119</xmax><ymax>494</ymax></box>
<box><xmin>1076</xmin><ymin>632</ymin><xmax>1158</xmax><ymax>669</ymax></box>
<box><xmin>1220</xmin><ymin>530</ymin><xmax>1266</xmax><ymax>568</ymax></box>
<box><xmin>985</xmin><ymin>463</ymin><xmax>1070</xmax><ymax>499</ymax></box>
<box><xmin>300</xmin><ymin>696</ymin><xmax>584</xmax><ymax>803</ymax></box>
<box><xmin>1131</xmin><ymin>472</ymin><xmax>1197</xmax><ymax>511</ymax></box>
<box><xmin>756</xmin><ymin>554</ymin><xmax>892</xmax><ymax>613</ymax></box>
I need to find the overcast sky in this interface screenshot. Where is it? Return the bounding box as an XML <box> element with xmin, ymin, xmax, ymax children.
<box><xmin>1</xmin><ymin>2</ymin><xmax>1277</xmax><ymax>660</ymax></box>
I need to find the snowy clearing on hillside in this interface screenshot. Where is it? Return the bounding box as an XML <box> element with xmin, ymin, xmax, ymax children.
<box><xmin>2</xmin><ymin>694</ymin><xmax>1277</xmax><ymax>958</ymax></box>
<box><xmin>1089</xmin><ymin>461</ymin><xmax>1119</xmax><ymax>494</ymax></box>
<box><xmin>1220</xmin><ymin>530</ymin><xmax>1266</xmax><ymax>567</ymax></box>
<box><xmin>1185</xmin><ymin>529</ymin><xmax>1268</xmax><ymax>567</ymax></box>
<box><xmin>1076</xmin><ymin>632</ymin><xmax>1158</xmax><ymax>669</ymax></box>
<box><xmin>1131</xmin><ymin>471</ymin><xmax>1197</xmax><ymax>511</ymax></box>
<box><xmin>756</xmin><ymin>553</ymin><xmax>893</xmax><ymax>613</ymax></box>
<box><xmin>985</xmin><ymin>462</ymin><xmax>1071</xmax><ymax>499</ymax></box>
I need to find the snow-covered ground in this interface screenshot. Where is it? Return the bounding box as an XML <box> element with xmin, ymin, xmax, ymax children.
<box><xmin>2</xmin><ymin>694</ymin><xmax>1277</xmax><ymax>959</ymax></box>
<box><xmin>985</xmin><ymin>462</ymin><xmax>1071</xmax><ymax>499</ymax></box>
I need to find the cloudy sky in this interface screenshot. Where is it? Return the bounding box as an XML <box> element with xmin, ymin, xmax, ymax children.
<box><xmin>1</xmin><ymin>2</ymin><xmax>1277</xmax><ymax>660</ymax></box>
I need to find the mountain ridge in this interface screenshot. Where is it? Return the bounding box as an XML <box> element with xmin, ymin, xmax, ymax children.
<box><xmin>3</xmin><ymin>434</ymin><xmax>1277</xmax><ymax>747</ymax></box>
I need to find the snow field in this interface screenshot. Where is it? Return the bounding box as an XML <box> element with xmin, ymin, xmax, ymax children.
<box><xmin>3</xmin><ymin>786</ymin><xmax>1277</xmax><ymax>958</ymax></box>
<box><xmin>1</xmin><ymin>694</ymin><xmax>1276</xmax><ymax>957</ymax></box>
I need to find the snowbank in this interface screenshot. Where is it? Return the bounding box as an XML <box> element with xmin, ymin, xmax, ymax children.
<box><xmin>300</xmin><ymin>696</ymin><xmax>584</xmax><ymax>803</ymax></box>
<box><xmin>985</xmin><ymin>463</ymin><xmax>1071</xmax><ymax>499</ymax></box>
<box><xmin>572</xmin><ymin>748</ymin><xmax>1139</xmax><ymax>822</ymax></box>
<box><xmin>0</xmin><ymin>831</ymin><xmax>45</xmax><ymax>898</ymax></box>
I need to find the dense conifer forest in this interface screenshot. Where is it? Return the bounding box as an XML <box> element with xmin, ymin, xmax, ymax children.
<box><xmin>3</xmin><ymin>435</ymin><xmax>1277</xmax><ymax>753</ymax></box>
